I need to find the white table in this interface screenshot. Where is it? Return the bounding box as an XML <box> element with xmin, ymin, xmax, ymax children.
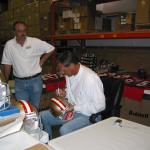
<box><xmin>0</xmin><ymin>130</ymin><xmax>49</xmax><ymax>150</ymax></box>
<box><xmin>48</xmin><ymin>117</ymin><xmax>150</xmax><ymax>150</ymax></box>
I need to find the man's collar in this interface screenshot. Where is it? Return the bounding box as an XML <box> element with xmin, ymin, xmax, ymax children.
<box><xmin>14</xmin><ymin>36</ymin><xmax>28</xmax><ymax>46</ymax></box>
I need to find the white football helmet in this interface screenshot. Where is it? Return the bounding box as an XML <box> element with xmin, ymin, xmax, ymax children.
<box><xmin>0</xmin><ymin>70</ymin><xmax>11</xmax><ymax>111</ymax></box>
<box><xmin>17</xmin><ymin>100</ymin><xmax>40</xmax><ymax>133</ymax></box>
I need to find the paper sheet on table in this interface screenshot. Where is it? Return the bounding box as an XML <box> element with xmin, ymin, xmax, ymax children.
<box><xmin>0</xmin><ymin>113</ymin><xmax>25</xmax><ymax>138</ymax></box>
<box><xmin>0</xmin><ymin>131</ymin><xmax>40</xmax><ymax>150</ymax></box>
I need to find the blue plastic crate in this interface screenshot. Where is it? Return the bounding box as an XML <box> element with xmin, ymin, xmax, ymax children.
<box><xmin>0</xmin><ymin>106</ymin><xmax>20</xmax><ymax>117</ymax></box>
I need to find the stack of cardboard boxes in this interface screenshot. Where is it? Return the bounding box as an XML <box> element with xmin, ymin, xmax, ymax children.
<box><xmin>112</xmin><ymin>13</ymin><xmax>135</xmax><ymax>32</ymax></box>
<box><xmin>0</xmin><ymin>0</ymin><xmax>51</xmax><ymax>42</ymax></box>
<box><xmin>136</xmin><ymin>0</ymin><xmax>150</xmax><ymax>24</ymax></box>
<box><xmin>1</xmin><ymin>0</ymin><xmax>150</xmax><ymax>42</ymax></box>
<box><xmin>57</xmin><ymin>0</ymin><xmax>96</xmax><ymax>34</ymax></box>
<box><xmin>0</xmin><ymin>10</ymin><xmax>14</xmax><ymax>41</ymax></box>
<box><xmin>136</xmin><ymin>0</ymin><xmax>150</xmax><ymax>30</ymax></box>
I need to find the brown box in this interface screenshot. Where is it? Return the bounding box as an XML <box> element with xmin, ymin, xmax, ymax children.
<box><xmin>40</xmin><ymin>13</ymin><xmax>50</xmax><ymax>26</ymax></box>
<box><xmin>24</xmin><ymin>0</ymin><xmax>39</xmax><ymax>4</ymax></box>
<box><xmin>13</xmin><ymin>0</ymin><xmax>24</xmax><ymax>8</ymax></box>
<box><xmin>39</xmin><ymin>0</ymin><xmax>52</xmax><ymax>14</ymax></box>
<box><xmin>8</xmin><ymin>20</ymin><xmax>14</xmax><ymax>30</ymax></box>
<box><xmin>136</xmin><ymin>0</ymin><xmax>150</xmax><ymax>24</ymax></box>
<box><xmin>24</xmin><ymin>1</ymin><xmax>39</xmax><ymax>16</ymax></box>
<box><xmin>8</xmin><ymin>0</ymin><xmax>14</xmax><ymax>10</ymax></box>
<box><xmin>28</xmin><ymin>25</ymin><xmax>40</xmax><ymax>37</ymax></box>
<box><xmin>113</xmin><ymin>17</ymin><xmax>133</xmax><ymax>32</ymax></box>
<box><xmin>0</xmin><ymin>30</ymin><xmax>5</xmax><ymax>41</ymax></box>
<box><xmin>14</xmin><ymin>7</ymin><xmax>21</xmax><ymax>19</ymax></box>
<box><xmin>14</xmin><ymin>16</ymin><xmax>27</xmax><ymax>24</ymax></box>
<box><xmin>25</xmin><ymin>143</ymin><xmax>49</xmax><ymax>150</ymax></box>
<box><xmin>64</xmin><ymin>20</ymin><xmax>74</xmax><ymax>30</ymax></box>
<box><xmin>80</xmin><ymin>6</ymin><xmax>89</xmax><ymax>17</ymax></box>
<box><xmin>0</xmin><ymin>11</ymin><xmax>13</xmax><ymax>21</ymax></box>
<box><xmin>120</xmin><ymin>97</ymin><xmax>150</xmax><ymax>126</ymax></box>
<box><xmin>40</xmin><ymin>27</ymin><xmax>50</xmax><ymax>38</ymax></box>
<box><xmin>26</xmin><ymin>14</ymin><xmax>40</xmax><ymax>25</ymax></box>
<box><xmin>126</xmin><ymin>13</ymin><xmax>135</xmax><ymax>25</ymax></box>
<box><xmin>80</xmin><ymin>16</ymin><xmax>95</xmax><ymax>33</ymax></box>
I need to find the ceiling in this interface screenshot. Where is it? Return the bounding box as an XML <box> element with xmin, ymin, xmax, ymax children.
<box><xmin>0</xmin><ymin>0</ymin><xmax>8</xmax><ymax>3</ymax></box>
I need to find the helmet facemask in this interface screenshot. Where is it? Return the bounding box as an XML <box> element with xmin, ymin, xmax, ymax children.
<box><xmin>0</xmin><ymin>79</ymin><xmax>11</xmax><ymax>111</ymax></box>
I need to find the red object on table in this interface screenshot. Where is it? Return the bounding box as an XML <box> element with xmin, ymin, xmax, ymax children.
<box><xmin>44</xmin><ymin>77</ymin><xmax>66</xmax><ymax>91</ymax></box>
<box><xmin>123</xmin><ymin>85</ymin><xmax>144</xmax><ymax>102</ymax></box>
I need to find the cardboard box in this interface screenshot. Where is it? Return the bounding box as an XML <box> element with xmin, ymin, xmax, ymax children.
<box><xmin>28</xmin><ymin>25</ymin><xmax>40</xmax><ymax>37</ymax></box>
<box><xmin>126</xmin><ymin>13</ymin><xmax>135</xmax><ymax>25</ymax></box>
<box><xmin>24</xmin><ymin>1</ymin><xmax>39</xmax><ymax>16</ymax></box>
<box><xmin>25</xmin><ymin>143</ymin><xmax>49</xmax><ymax>150</ymax></box>
<box><xmin>26</xmin><ymin>14</ymin><xmax>40</xmax><ymax>25</ymax></box>
<box><xmin>24</xmin><ymin>0</ymin><xmax>39</xmax><ymax>4</ymax></box>
<box><xmin>8</xmin><ymin>0</ymin><xmax>14</xmax><ymax>10</ymax></box>
<box><xmin>14</xmin><ymin>8</ymin><xmax>21</xmax><ymax>19</ymax></box>
<box><xmin>0</xmin><ymin>11</ymin><xmax>13</xmax><ymax>21</ymax></box>
<box><xmin>112</xmin><ymin>16</ymin><xmax>134</xmax><ymax>32</ymax></box>
<box><xmin>39</xmin><ymin>0</ymin><xmax>51</xmax><ymax>14</ymax></box>
<box><xmin>8</xmin><ymin>20</ymin><xmax>14</xmax><ymax>29</ymax></box>
<box><xmin>40</xmin><ymin>13</ymin><xmax>50</xmax><ymax>26</ymax></box>
<box><xmin>40</xmin><ymin>27</ymin><xmax>50</xmax><ymax>38</ymax></box>
<box><xmin>136</xmin><ymin>0</ymin><xmax>150</xmax><ymax>24</ymax></box>
<box><xmin>13</xmin><ymin>16</ymin><xmax>27</xmax><ymax>24</ymax></box>
<box><xmin>13</xmin><ymin>0</ymin><xmax>24</xmax><ymax>8</ymax></box>
<box><xmin>120</xmin><ymin>97</ymin><xmax>150</xmax><ymax>126</ymax></box>
<box><xmin>80</xmin><ymin>6</ymin><xmax>89</xmax><ymax>17</ymax></box>
<box><xmin>80</xmin><ymin>16</ymin><xmax>95</xmax><ymax>33</ymax></box>
<box><xmin>63</xmin><ymin>9</ymin><xmax>73</xmax><ymax>19</ymax></box>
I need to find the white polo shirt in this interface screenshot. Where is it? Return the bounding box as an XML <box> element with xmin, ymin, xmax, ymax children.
<box><xmin>1</xmin><ymin>37</ymin><xmax>55</xmax><ymax>78</ymax></box>
<box><xmin>66</xmin><ymin>64</ymin><xmax>106</xmax><ymax>116</ymax></box>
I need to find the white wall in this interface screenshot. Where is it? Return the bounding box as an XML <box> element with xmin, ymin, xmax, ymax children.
<box><xmin>96</xmin><ymin>0</ymin><xmax>136</xmax><ymax>13</ymax></box>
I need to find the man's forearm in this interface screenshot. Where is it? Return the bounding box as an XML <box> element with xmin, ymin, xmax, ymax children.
<box><xmin>40</xmin><ymin>51</ymin><xmax>53</xmax><ymax>66</ymax></box>
<box><xmin>3</xmin><ymin>64</ymin><xmax>12</xmax><ymax>82</ymax></box>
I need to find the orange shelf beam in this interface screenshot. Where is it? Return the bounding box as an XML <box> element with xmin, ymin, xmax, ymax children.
<box><xmin>50</xmin><ymin>31</ymin><xmax>150</xmax><ymax>40</ymax></box>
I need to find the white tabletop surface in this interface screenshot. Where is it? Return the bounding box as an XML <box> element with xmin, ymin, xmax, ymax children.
<box><xmin>0</xmin><ymin>130</ymin><xmax>47</xmax><ymax>150</ymax></box>
<box><xmin>48</xmin><ymin>117</ymin><xmax>150</xmax><ymax>150</ymax></box>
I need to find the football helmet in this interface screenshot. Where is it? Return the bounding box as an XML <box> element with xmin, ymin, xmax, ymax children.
<box><xmin>50</xmin><ymin>97</ymin><xmax>74</xmax><ymax>121</ymax></box>
<box><xmin>16</xmin><ymin>100</ymin><xmax>39</xmax><ymax>132</ymax></box>
<box><xmin>0</xmin><ymin>70</ymin><xmax>11</xmax><ymax>111</ymax></box>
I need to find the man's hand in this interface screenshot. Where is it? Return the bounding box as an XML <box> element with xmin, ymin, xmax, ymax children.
<box><xmin>40</xmin><ymin>51</ymin><xmax>53</xmax><ymax>66</ymax></box>
<box><xmin>56</xmin><ymin>88</ymin><xmax>66</xmax><ymax>97</ymax></box>
<box><xmin>66</xmin><ymin>103</ymin><xmax>74</xmax><ymax>112</ymax></box>
<box><xmin>3</xmin><ymin>64</ymin><xmax>12</xmax><ymax>82</ymax></box>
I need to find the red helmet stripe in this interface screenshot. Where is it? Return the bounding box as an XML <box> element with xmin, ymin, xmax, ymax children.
<box><xmin>54</xmin><ymin>97</ymin><xmax>66</xmax><ymax>108</ymax></box>
<box><xmin>26</xmin><ymin>100</ymin><xmax>33</xmax><ymax>112</ymax></box>
<box><xmin>19</xmin><ymin>100</ymin><xmax>32</xmax><ymax>114</ymax></box>
<box><xmin>51</xmin><ymin>99</ymin><xmax>64</xmax><ymax>111</ymax></box>
<box><xmin>51</xmin><ymin>98</ymin><xmax>66</xmax><ymax>110</ymax></box>
<box><xmin>19</xmin><ymin>100</ymin><xmax>28</xmax><ymax>113</ymax></box>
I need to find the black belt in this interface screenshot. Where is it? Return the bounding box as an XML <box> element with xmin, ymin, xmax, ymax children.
<box><xmin>15</xmin><ymin>73</ymin><xmax>41</xmax><ymax>80</ymax></box>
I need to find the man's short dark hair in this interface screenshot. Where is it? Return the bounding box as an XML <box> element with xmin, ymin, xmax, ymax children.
<box><xmin>57</xmin><ymin>51</ymin><xmax>79</xmax><ymax>67</ymax></box>
<box><xmin>13</xmin><ymin>21</ymin><xmax>27</xmax><ymax>31</ymax></box>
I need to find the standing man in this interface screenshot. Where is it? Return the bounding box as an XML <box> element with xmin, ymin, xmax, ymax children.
<box><xmin>1</xmin><ymin>21</ymin><xmax>55</xmax><ymax>109</ymax></box>
<box><xmin>40</xmin><ymin>51</ymin><xmax>105</xmax><ymax>139</ymax></box>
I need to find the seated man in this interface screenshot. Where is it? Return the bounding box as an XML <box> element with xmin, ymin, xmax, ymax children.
<box><xmin>40</xmin><ymin>51</ymin><xmax>105</xmax><ymax>139</ymax></box>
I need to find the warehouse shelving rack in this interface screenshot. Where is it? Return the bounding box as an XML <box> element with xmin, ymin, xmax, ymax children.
<box><xmin>49</xmin><ymin>0</ymin><xmax>150</xmax><ymax>43</ymax></box>
<box><xmin>47</xmin><ymin>0</ymin><xmax>150</xmax><ymax>72</ymax></box>
<box><xmin>50</xmin><ymin>31</ymin><xmax>150</xmax><ymax>40</ymax></box>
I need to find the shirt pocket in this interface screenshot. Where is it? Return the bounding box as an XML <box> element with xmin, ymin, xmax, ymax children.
<box><xmin>23</xmin><ymin>47</ymin><xmax>38</xmax><ymax>58</ymax></box>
